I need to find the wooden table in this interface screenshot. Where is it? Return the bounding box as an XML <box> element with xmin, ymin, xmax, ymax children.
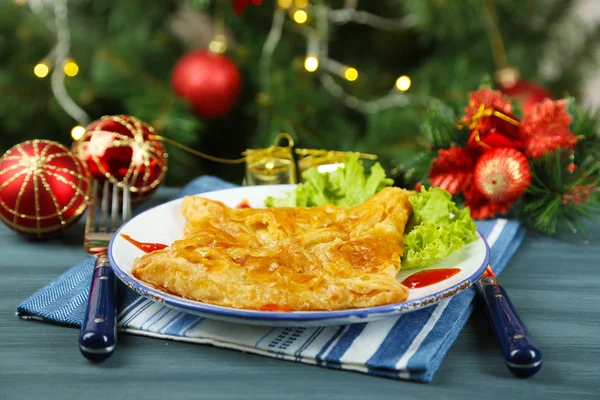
<box><xmin>1</xmin><ymin>188</ymin><xmax>599</xmax><ymax>399</ymax></box>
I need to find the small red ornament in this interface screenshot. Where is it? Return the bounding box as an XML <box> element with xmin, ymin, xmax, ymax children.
<box><xmin>473</xmin><ymin>148</ymin><xmax>531</xmax><ymax>204</ymax></box>
<box><xmin>462</xmin><ymin>89</ymin><xmax>523</xmax><ymax>151</ymax></box>
<box><xmin>520</xmin><ymin>99</ymin><xmax>577</xmax><ymax>158</ymax></box>
<box><xmin>429</xmin><ymin>147</ymin><xmax>478</xmax><ymax>194</ymax></box>
<box><xmin>231</xmin><ymin>0</ymin><xmax>262</xmax><ymax>14</ymax></box>
<box><xmin>72</xmin><ymin>115</ymin><xmax>167</xmax><ymax>203</ymax></box>
<box><xmin>171</xmin><ymin>49</ymin><xmax>242</xmax><ymax>118</ymax></box>
<box><xmin>0</xmin><ymin>140</ymin><xmax>90</xmax><ymax>238</ymax></box>
<box><xmin>500</xmin><ymin>79</ymin><xmax>553</xmax><ymax>115</ymax></box>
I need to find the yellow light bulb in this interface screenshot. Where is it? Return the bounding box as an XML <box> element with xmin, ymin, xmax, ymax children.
<box><xmin>277</xmin><ymin>0</ymin><xmax>293</xmax><ymax>9</ymax></box>
<box><xmin>71</xmin><ymin>125</ymin><xmax>86</xmax><ymax>141</ymax></box>
<box><xmin>344</xmin><ymin>67</ymin><xmax>358</xmax><ymax>82</ymax></box>
<box><xmin>395</xmin><ymin>75</ymin><xmax>411</xmax><ymax>92</ymax></box>
<box><xmin>208</xmin><ymin>39</ymin><xmax>227</xmax><ymax>54</ymax></box>
<box><xmin>63</xmin><ymin>59</ymin><xmax>79</xmax><ymax>77</ymax></box>
<box><xmin>293</xmin><ymin>10</ymin><xmax>308</xmax><ymax>24</ymax></box>
<box><xmin>304</xmin><ymin>56</ymin><xmax>319</xmax><ymax>72</ymax></box>
<box><xmin>33</xmin><ymin>63</ymin><xmax>50</xmax><ymax>78</ymax></box>
<box><xmin>294</xmin><ymin>0</ymin><xmax>309</xmax><ymax>8</ymax></box>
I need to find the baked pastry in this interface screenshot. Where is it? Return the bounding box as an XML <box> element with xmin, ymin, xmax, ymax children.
<box><xmin>132</xmin><ymin>187</ymin><xmax>413</xmax><ymax>311</ymax></box>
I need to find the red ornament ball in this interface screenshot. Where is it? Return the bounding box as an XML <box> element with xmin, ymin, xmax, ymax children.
<box><xmin>171</xmin><ymin>49</ymin><xmax>242</xmax><ymax>118</ymax></box>
<box><xmin>72</xmin><ymin>115</ymin><xmax>167</xmax><ymax>203</ymax></box>
<box><xmin>500</xmin><ymin>79</ymin><xmax>553</xmax><ymax>115</ymax></box>
<box><xmin>0</xmin><ymin>140</ymin><xmax>90</xmax><ymax>238</ymax></box>
<box><xmin>474</xmin><ymin>148</ymin><xmax>531</xmax><ymax>204</ymax></box>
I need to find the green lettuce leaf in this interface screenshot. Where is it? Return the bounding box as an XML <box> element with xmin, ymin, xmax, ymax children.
<box><xmin>264</xmin><ymin>152</ymin><xmax>393</xmax><ymax>208</ymax></box>
<box><xmin>402</xmin><ymin>187</ymin><xmax>477</xmax><ymax>269</ymax></box>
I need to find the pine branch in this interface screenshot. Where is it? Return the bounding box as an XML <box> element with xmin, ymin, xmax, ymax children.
<box><xmin>523</xmin><ymin>149</ymin><xmax>600</xmax><ymax>235</ymax></box>
<box><xmin>419</xmin><ymin>101</ymin><xmax>463</xmax><ymax>149</ymax></box>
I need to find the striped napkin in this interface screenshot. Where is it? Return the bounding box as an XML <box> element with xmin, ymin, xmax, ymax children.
<box><xmin>16</xmin><ymin>176</ymin><xmax>526</xmax><ymax>383</ymax></box>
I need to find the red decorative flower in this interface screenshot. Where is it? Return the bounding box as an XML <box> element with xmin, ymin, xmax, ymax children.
<box><xmin>520</xmin><ymin>99</ymin><xmax>577</xmax><ymax>158</ymax></box>
<box><xmin>464</xmin><ymin>184</ymin><xmax>513</xmax><ymax>220</ymax></box>
<box><xmin>429</xmin><ymin>147</ymin><xmax>478</xmax><ymax>195</ymax></box>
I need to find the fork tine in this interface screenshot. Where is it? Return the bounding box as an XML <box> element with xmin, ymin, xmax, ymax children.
<box><xmin>111</xmin><ymin>182</ymin><xmax>119</xmax><ymax>231</ymax></box>
<box><xmin>87</xmin><ymin>180</ymin><xmax>99</xmax><ymax>233</ymax></box>
<box><xmin>122</xmin><ymin>183</ymin><xmax>132</xmax><ymax>223</ymax></box>
<box><xmin>99</xmin><ymin>180</ymin><xmax>110</xmax><ymax>233</ymax></box>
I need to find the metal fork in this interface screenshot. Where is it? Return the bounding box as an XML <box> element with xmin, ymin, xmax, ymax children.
<box><xmin>79</xmin><ymin>180</ymin><xmax>132</xmax><ymax>362</ymax></box>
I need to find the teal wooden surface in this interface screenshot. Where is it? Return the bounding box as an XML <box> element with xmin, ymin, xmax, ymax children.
<box><xmin>1</xmin><ymin>188</ymin><xmax>599</xmax><ymax>399</ymax></box>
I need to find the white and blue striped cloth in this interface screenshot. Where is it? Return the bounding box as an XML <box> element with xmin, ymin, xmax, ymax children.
<box><xmin>16</xmin><ymin>176</ymin><xmax>526</xmax><ymax>382</ymax></box>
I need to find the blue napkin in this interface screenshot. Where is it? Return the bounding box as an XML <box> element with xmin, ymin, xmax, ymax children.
<box><xmin>16</xmin><ymin>176</ymin><xmax>526</xmax><ymax>382</ymax></box>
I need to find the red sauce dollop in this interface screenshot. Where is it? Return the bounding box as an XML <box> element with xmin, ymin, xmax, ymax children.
<box><xmin>401</xmin><ymin>268</ymin><xmax>461</xmax><ymax>289</ymax></box>
<box><xmin>120</xmin><ymin>234</ymin><xmax>168</xmax><ymax>253</ymax></box>
<box><xmin>259</xmin><ymin>304</ymin><xmax>292</xmax><ymax>312</ymax></box>
<box><xmin>236</xmin><ymin>199</ymin><xmax>251</xmax><ymax>209</ymax></box>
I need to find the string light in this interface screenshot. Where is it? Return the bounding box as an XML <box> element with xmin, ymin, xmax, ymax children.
<box><xmin>256</xmin><ymin>1</ymin><xmax>419</xmax><ymax>116</ymax></box>
<box><xmin>277</xmin><ymin>0</ymin><xmax>293</xmax><ymax>9</ymax></box>
<box><xmin>208</xmin><ymin>34</ymin><xmax>227</xmax><ymax>54</ymax></box>
<box><xmin>304</xmin><ymin>56</ymin><xmax>319</xmax><ymax>72</ymax></box>
<box><xmin>28</xmin><ymin>0</ymin><xmax>91</xmax><ymax>126</ymax></box>
<box><xmin>395</xmin><ymin>75</ymin><xmax>411</xmax><ymax>92</ymax></box>
<box><xmin>34</xmin><ymin>62</ymin><xmax>50</xmax><ymax>78</ymax></box>
<box><xmin>293</xmin><ymin>9</ymin><xmax>308</xmax><ymax>24</ymax></box>
<box><xmin>71</xmin><ymin>125</ymin><xmax>85</xmax><ymax>140</ymax></box>
<box><xmin>344</xmin><ymin>67</ymin><xmax>358</xmax><ymax>81</ymax></box>
<box><xmin>63</xmin><ymin>59</ymin><xmax>79</xmax><ymax>77</ymax></box>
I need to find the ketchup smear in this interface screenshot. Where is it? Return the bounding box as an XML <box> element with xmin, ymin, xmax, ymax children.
<box><xmin>401</xmin><ymin>268</ymin><xmax>461</xmax><ymax>289</ymax></box>
<box><xmin>236</xmin><ymin>199</ymin><xmax>251</xmax><ymax>209</ymax></box>
<box><xmin>120</xmin><ymin>234</ymin><xmax>168</xmax><ymax>253</ymax></box>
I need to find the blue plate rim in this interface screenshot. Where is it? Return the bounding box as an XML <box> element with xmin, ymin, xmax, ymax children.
<box><xmin>108</xmin><ymin>188</ymin><xmax>491</xmax><ymax>323</ymax></box>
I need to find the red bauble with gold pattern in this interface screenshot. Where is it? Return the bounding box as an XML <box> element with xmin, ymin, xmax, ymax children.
<box><xmin>0</xmin><ymin>140</ymin><xmax>90</xmax><ymax>238</ymax></box>
<box><xmin>473</xmin><ymin>148</ymin><xmax>531</xmax><ymax>204</ymax></box>
<box><xmin>72</xmin><ymin>115</ymin><xmax>167</xmax><ymax>203</ymax></box>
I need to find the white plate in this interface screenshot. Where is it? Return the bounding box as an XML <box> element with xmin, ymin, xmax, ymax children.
<box><xmin>109</xmin><ymin>185</ymin><xmax>490</xmax><ymax>327</ymax></box>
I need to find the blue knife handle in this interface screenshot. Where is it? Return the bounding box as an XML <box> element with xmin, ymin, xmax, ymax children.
<box><xmin>478</xmin><ymin>276</ymin><xmax>542</xmax><ymax>378</ymax></box>
<box><xmin>79</xmin><ymin>255</ymin><xmax>117</xmax><ymax>362</ymax></box>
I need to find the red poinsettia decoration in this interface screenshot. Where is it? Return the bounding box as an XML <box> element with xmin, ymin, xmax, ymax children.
<box><xmin>429</xmin><ymin>147</ymin><xmax>478</xmax><ymax>195</ymax></box>
<box><xmin>520</xmin><ymin>99</ymin><xmax>577</xmax><ymax>158</ymax></box>
<box><xmin>429</xmin><ymin>88</ymin><xmax>578</xmax><ymax>219</ymax></box>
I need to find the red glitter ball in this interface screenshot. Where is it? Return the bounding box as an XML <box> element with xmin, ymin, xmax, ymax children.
<box><xmin>473</xmin><ymin>148</ymin><xmax>531</xmax><ymax>204</ymax></box>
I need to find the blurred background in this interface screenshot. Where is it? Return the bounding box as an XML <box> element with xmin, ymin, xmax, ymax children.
<box><xmin>1</xmin><ymin>0</ymin><xmax>599</xmax><ymax>186</ymax></box>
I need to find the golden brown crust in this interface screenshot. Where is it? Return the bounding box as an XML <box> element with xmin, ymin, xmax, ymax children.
<box><xmin>132</xmin><ymin>187</ymin><xmax>414</xmax><ymax>311</ymax></box>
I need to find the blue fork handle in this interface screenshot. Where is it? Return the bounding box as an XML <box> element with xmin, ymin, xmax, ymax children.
<box><xmin>79</xmin><ymin>255</ymin><xmax>117</xmax><ymax>362</ymax></box>
<box><xmin>477</xmin><ymin>276</ymin><xmax>542</xmax><ymax>378</ymax></box>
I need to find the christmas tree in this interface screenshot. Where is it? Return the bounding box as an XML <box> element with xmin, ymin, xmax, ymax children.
<box><xmin>1</xmin><ymin>0</ymin><xmax>599</xmax><ymax>187</ymax></box>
